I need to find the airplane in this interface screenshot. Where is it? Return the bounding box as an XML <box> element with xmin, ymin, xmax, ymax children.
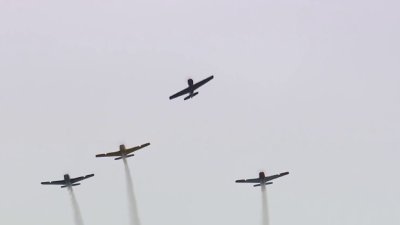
<box><xmin>95</xmin><ymin>143</ymin><xmax>150</xmax><ymax>160</ymax></box>
<box><xmin>169</xmin><ymin>75</ymin><xmax>214</xmax><ymax>100</ymax></box>
<box><xmin>235</xmin><ymin>171</ymin><xmax>289</xmax><ymax>187</ymax></box>
<box><xmin>41</xmin><ymin>173</ymin><xmax>94</xmax><ymax>188</ymax></box>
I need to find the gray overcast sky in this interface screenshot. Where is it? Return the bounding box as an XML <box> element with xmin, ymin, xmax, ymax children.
<box><xmin>0</xmin><ymin>1</ymin><xmax>399</xmax><ymax>225</ymax></box>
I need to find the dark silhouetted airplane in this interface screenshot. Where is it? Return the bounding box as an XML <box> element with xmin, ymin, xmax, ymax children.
<box><xmin>41</xmin><ymin>174</ymin><xmax>94</xmax><ymax>188</ymax></box>
<box><xmin>95</xmin><ymin>143</ymin><xmax>150</xmax><ymax>160</ymax></box>
<box><xmin>236</xmin><ymin>171</ymin><xmax>289</xmax><ymax>187</ymax></box>
<box><xmin>169</xmin><ymin>75</ymin><xmax>214</xmax><ymax>100</ymax></box>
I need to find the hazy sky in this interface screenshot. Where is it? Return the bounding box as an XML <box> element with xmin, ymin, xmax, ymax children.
<box><xmin>0</xmin><ymin>1</ymin><xmax>399</xmax><ymax>225</ymax></box>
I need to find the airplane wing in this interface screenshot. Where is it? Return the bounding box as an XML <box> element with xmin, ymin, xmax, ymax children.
<box><xmin>126</xmin><ymin>143</ymin><xmax>150</xmax><ymax>154</ymax></box>
<box><xmin>235</xmin><ymin>178</ymin><xmax>262</xmax><ymax>183</ymax></box>
<box><xmin>96</xmin><ymin>151</ymin><xmax>122</xmax><ymax>157</ymax></box>
<box><xmin>169</xmin><ymin>87</ymin><xmax>191</xmax><ymax>100</ymax></box>
<box><xmin>265</xmin><ymin>172</ymin><xmax>289</xmax><ymax>181</ymax></box>
<box><xmin>70</xmin><ymin>174</ymin><xmax>94</xmax><ymax>184</ymax></box>
<box><xmin>41</xmin><ymin>180</ymin><xmax>67</xmax><ymax>185</ymax></box>
<box><xmin>192</xmin><ymin>75</ymin><xmax>214</xmax><ymax>90</ymax></box>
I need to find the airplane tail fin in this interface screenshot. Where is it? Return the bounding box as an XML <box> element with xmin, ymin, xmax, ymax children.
<box><xmin>254</xmin><ymin>182</ymin><xmax>273</xmax><ymax>187</ymax></box>
<box><xmin>115</xmin><ymin>154</ymin><xmax>134</xmax><ymax>160</ymax></box>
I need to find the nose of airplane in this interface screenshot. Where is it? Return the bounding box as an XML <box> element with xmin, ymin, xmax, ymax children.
<box><xmin>187</xmin><ymin>78</ymin><xmax>194</xmax><ymax>86</ymax></box>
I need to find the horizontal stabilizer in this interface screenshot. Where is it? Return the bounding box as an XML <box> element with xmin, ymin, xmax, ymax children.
<box><xmin>184</xmin><ymin>92</ymin><xmax>199</xmax><ymax>100</ymax></box>
<box><xmin>61</xmin><ymin>183</ymin><xmax>81</xmax><ymax>188</ymax></box>
<box><xmin>191</xmin><ymin>92</ymin><xmax>199</xmax><ymax>98</ymax></box>
<box><xmin>253</xmin><ymin>182</ymin><xmax>273</xmax><ymax>187</ymax></box>
<box><xmin>115</xmin><ymin>154</ymin><xmax>134</xmax><ymax>160</ymax></box>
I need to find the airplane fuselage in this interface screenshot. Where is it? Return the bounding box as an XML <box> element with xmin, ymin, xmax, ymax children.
<box><xmin>64</xmin><ymin>174</ymin><xmax>71</xmax><ymax>186</ymax></box>
<box><xmin>187</xmin><ymin>79</ymin><xmax>195</xmax><ymax>95</ymax></box>
<box><xmin>188</xmin><ymin>79</ymin><xmax>194</xmax><ymax>87</ymax></box>
<box><xmin>258</xmin><ymin>172</ymin><xmax>273</xmax><ymax>186</ymax></box>
<box><xmin>259</xmin><ymin>172</ymin><xmax>266</xmax><ymax>182</ymax></box>
<box><xmin>114</xmin><ymin>144</ymin><xmax>136</xmax><ymax>160</ymax></box>
<box><xmin>119</xmin><ymin>144</ymin><xmax>127</xmax><ymax>156</ymax></box>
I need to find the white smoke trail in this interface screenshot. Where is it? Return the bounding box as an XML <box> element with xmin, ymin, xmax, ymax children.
<box><xmin>67</xmin><ymin>187</ymin><xmax>84</xmax><ymax>225</ymax></box>
<box><xmin>261</xmin><ymin>185</ymin><xmax>270</xmax><ymax>225</ymax></box>
<box><xmin>123</xmin><ymin>158</ymin><xmax>142</xmax><ymax>225</ymax></box>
